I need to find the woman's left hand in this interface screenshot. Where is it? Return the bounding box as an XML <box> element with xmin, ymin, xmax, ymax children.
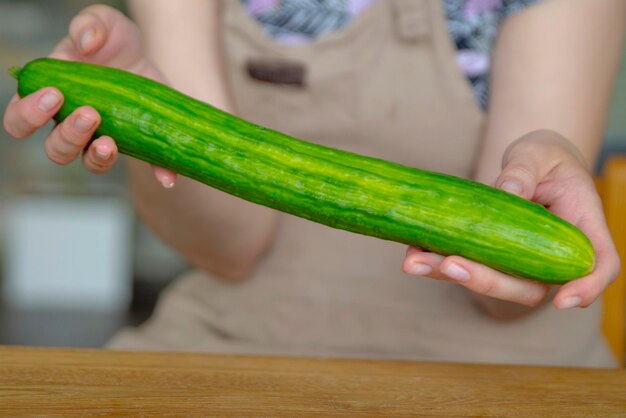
<box><xmin>403</xmin><ymin>130</ymin><xmax>620</xmax><ymax>311</ymax></box>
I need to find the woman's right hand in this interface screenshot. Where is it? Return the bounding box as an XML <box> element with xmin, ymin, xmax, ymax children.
<box><xmin>3</xmin><ymin>4</ymin><xmax>176</xmax><ymax>187</ymax></box>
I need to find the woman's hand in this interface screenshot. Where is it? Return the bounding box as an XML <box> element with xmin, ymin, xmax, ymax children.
<box><xmin>3</xmin><ymin>4</ymin><xmax>176</xmax><ymax>187</ymax></box>
<box><xmin>403</xmin><ymin>130</ymin><xmax>620</xmax><ymax>312</ymax></box>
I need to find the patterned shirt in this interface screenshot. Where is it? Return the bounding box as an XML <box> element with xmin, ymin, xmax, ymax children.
<box><xmin>241</xmin><ymin>0</ymin><xmax>541</xmax><ymax>108</ymax></box>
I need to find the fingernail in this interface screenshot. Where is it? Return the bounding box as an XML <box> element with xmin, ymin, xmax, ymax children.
<box><xmin>156</xmin><ymin>171</ymin><xmax>176</xmax><ymax>189</ymax></box>
<box><xmin>161</xmin><ymin>179</ymin><xmax>175</xmax><ymax>189</ymax></box>
<box><xmin>95</xmin><ymin>144</ymin><xmax>111</xmax><ymax>160</ymax></box>
<box><xmin>559</xmin><ymin>296</ymin><xmax>582</xmax><ymax>309</ymax></box>
<box><xmin>80</xmin><ymin>28</ymin><xmax>94</xmax><ymax>52</ymax></box>
<box><xmin>407</xmin><ymin>262</ymin><xmax>432</xmax><ymax>276</ymax></box>
<box><xmin>501</xmin><ymin>180</ymin><xmax>523</xmax><ymax>196</ymax></box>
<box><xmin>74</xmin><ymin>114</ymin><xmax>96</xmax><ymax>132</ymax></box>
<box><xmin>442</xmin><ymin>262</ymin><xmax>470</xmax><ymax>282</ymax></box>
<box><xmin>38</xmin><ymin>91</ymin><xmax>61</xmax><ymax>112</ymax></box>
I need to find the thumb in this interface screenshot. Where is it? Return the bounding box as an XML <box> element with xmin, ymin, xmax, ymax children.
<box><xmin>494</xmin><ymin>130</ymin><xmax>569</xmax><ymax>200</ymax></box>
<box><xmin>51</xmin><ymin>4</ymin><xmax>143</xmax><ymax>70</ymax></box>
<box><xmin>495</xmin><ymin>153</ymin><xmax>541</xmax><ymax>201</ymax></box>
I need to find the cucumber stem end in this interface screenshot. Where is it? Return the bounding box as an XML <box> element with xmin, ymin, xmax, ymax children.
<box><xmin>8</xmin><ymin>66</ymin><xmax>22</xmax><ymax>80</ymax></box>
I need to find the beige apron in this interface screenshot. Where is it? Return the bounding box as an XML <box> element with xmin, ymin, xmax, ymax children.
<box><xmin>109</xmin><ymin>0</ymin><xmax>616</xmax><ymax>367</ymax></box>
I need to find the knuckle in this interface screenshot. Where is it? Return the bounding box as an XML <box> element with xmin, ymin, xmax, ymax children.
<box><xmin>15</xmin><ymin>105</ymin><xmax>40</xmax><ymax>135</ymax></box>
<box><xmin>506</xmin><ymin>163</ymin><xmax>535</xmax><ymax>183</ymax></box>
<box><xmin>85</xmin><ymin>152</ymin><xmax>115</xmax><ymax>174</ymax></box>
<box><xmin>44</xmin><ymin>141</ymin><xmax>72</xmax><ymax>165</ymax></box>
<box><xmin>475</xmin><ymin>276</ymin><xmax>498</xmax><ymax>297</ymax></box>
<box><xmin>60</xmin><ymin>124</ymin><xmax>89</xmax><ymax>148</ymax></box>
<box><xmin>85</xmin><ymin>159</ymin><xmax>109</xmax><ymax>174</ymax></box>
<box><xmin>47</xmin><ymin>150</ymin><xmax>71</xmax><ymax>166</ymax></box>
<box><xmin>592</xmin><ymin>276</ymin><xmax>606</xmax><ymax>293</ymax></box>
<box><xmin>63</xmin><ymin>133</ymin><xmax>87</xmax><ymax>149</ymax></box>
<box><xmin>524</xmin><ymin>289</ymin><xmax>547</xmax><ymax>307</ymax></box>
<box><xmin>576</xmin><ymin>282</ymin><xmax>603</xmax><ymax>308</ymax></box>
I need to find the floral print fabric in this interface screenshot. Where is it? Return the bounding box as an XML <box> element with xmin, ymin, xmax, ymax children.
<box><xmin>241</xmin><ymin>0</ymin><xmax>540</xmax><ymax>108</ymax></box>
<box><xmin>445</xmin><ymin>0</ymin><xmax>540</xmax><ymax>107</ymax></box>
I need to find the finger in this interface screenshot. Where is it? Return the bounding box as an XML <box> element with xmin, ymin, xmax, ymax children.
<box><xmin>152</xmin><ymin>166</ymin><xmax>177</xmax><ymax>189</ymax></box>
<box><xmin>552</xmin><ymin>173</ymin><xmax>620</xmax><ymax>309</ymax></box>
<box><xmin>3</xmin><ymin>89</ymin><xmax>63</xmax><ymax>140</ymax></box>
<box><xmin>44</xmin><ymin>106</ymin><xmax>100</xmax><ymax>165</ymax></box>
<box><xmin>404</xmin><ymin>248</ymin><xmax>551</xmax><ymax>306</ymax></box>
<box><xmin>553</xmin><ymin>232</ymin><xmax>620</xmax><ymax>309</ymax></box>
<box><xmin>83</xmin><ymin>136</ymin><xmax>118</xmax><ymax>174</ymax></box>
<box><xmin>402</xmin><ymin>247</ymin><xmax>448</xmax><ymax>280</ymax></box>
<box><xmin>497</xmin><ymin>144</ymin><xmax>543</xmax><ymax>200</ymax></box>
<box><xmin>439</xmin><ymin>256</ymin><xmax>551</xmax><ymax>306</ymax></box>
<box><xmin>67</xmin><ymin>6</ymin><xmax>109</xmax><ymax>56</ymax></box>
<box><xmin>64</xmin><ymin>4</ymin><xmax>142</xmax><ymax>69</ymax></box>
<box><xmin>496</xmin><ymin>130</ymin><xmax>572</xmax><ymax>200</ymax></box>
<box><xmin>554</xmin><ymin>278</ymin><xmax>602</xmax><ymax>310</ymax></box>
<box><xmin>496</xmin><ymin>164</ymin><xmax>536</xmax><ymax>199</ymax></box>
<box><xmin>50</xmin><ymin>6</ymin><xmax>113</xmax><ymax>61</ymax></box>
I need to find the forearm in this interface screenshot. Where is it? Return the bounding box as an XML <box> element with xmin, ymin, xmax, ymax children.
<box><xmin>126</xmin><ymin>163</ymin><xmax>277</xmax><ymax>279</ymax></box>
<box><xmin>125</xmin><ymin>0</ymin><xmax>277</xmax><ymax>278</ymax></box>
<box><xmin>475</xmin><ymin>0</ymin><xmax>626</xmax><ymax>185</ymax></box>
<box><xmin>472</xmin><ymin>0</ymin><xmax>626</xmax><ymax>318</ymax></box>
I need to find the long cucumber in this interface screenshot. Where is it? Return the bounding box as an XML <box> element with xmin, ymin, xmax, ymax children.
<box><xmin>9</xmin><ymin>58</ymin><xmax>595</xmax><ymax>283</ymax></box>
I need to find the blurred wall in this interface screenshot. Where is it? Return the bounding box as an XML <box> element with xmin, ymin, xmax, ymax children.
<box><xmin>0</xmin><ymin>0</ymin><xmax>187</xmax><ymax>304</ymax></box>
<box><xmin>605</xmin><ymin>47</ymin><xmax>626</xmax><ymax>155</ymax></box>
<box><xmin>608</xmin><ymin>48</ymin><xmax>626</xmax><ymax>137</ymax></box>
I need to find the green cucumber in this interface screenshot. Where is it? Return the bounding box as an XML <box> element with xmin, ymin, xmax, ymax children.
<box><xmin>9</xmin><ymin>58</ymin><xmax>595</xmax><ymax>283</ymax></box>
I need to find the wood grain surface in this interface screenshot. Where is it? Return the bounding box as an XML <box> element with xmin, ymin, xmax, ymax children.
<box><xmin>1</xmin><ymin>345</ymin><xmax>625</xmax><ymax>417</ymax></box>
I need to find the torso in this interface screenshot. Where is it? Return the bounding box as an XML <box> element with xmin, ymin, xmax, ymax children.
<box><xmin>108</xmin><ymin>0</ymin><xmax>615</xmax><ymax>368</ymax></box>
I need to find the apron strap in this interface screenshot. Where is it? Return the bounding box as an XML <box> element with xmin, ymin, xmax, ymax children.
<box><xmin>389</xmin><ymin>0</ymin><xmax>432</xmax><ymax>42</ymax></box>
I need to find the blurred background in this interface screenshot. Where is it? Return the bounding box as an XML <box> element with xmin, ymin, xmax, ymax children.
<box><xmin>0</xmin><ymin>0</ymin><xmax>189</xmax><ymax>347</ymax></box>
<box><xmin>0</xmin><ymin>0</ymin><xmax>625</xmax><ymax>348</ymax></box>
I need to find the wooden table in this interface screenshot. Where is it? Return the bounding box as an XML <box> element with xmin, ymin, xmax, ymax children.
<box><xmin>1</xmin><ymin>345</ymin><xmax>625</xmax><ymax>417</ymax></box>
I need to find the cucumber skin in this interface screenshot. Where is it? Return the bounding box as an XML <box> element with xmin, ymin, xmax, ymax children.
<box><xmin>12</xmin><ymin>58</ymin><xmax>595</xmax><ymax>283</ymax></box>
